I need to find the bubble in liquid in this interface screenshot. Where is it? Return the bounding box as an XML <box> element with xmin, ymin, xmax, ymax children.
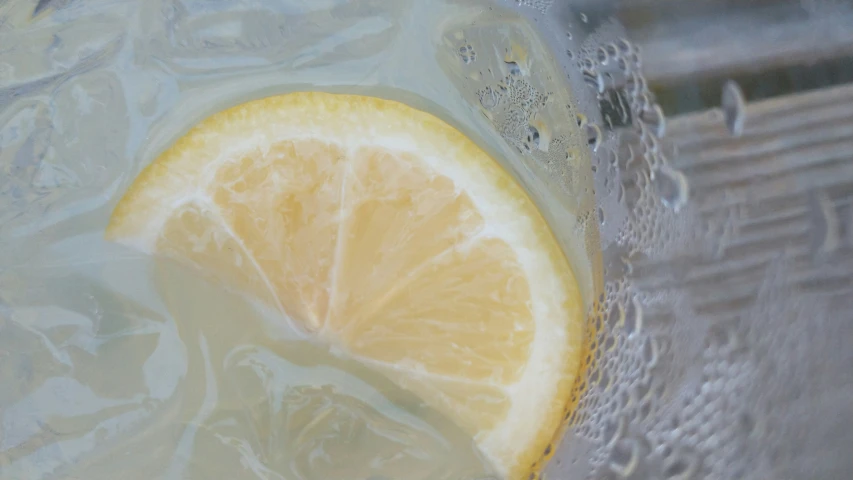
<box><xmin>525</xmin><ymin>124</ymin><xmax>541</xmax><ymax>151</ymax></box>
<box><xmin>505</xmin><ymin>61</ymin><xmax>522</xmax><ymax>76</ymax></box>
<box><xmin>478</xmin><ymin>86</ymin><xmax>499</xmax><ymax>110</ymax></box>
<box><xmin>458</xmin><ymin>43</ymin><xmax>476</xmax><ymax>64</ymax></box>
<box><xmin>721</xmin><ymin>79</ymin><xmax>746</xmax><ymax>136</ymax></box>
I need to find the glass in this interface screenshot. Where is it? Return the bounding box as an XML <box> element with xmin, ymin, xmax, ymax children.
<box><xmin>2</xmin><ymin>0</ymin><xmax>852</xmax><ymax>479</ymax></box>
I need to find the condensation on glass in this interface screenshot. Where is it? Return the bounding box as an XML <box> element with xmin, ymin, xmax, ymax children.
<box><xmin>2</xmin><ymin>0</ymin><xmax>852</xmax><ymax>479</ymax></box>
<box><xmin>506</xmin><ymin>2</ymin><xmax>853</xmax><ymax>480</ymax></box>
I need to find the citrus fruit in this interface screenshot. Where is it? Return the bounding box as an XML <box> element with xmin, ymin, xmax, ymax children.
<box><xmin>106</xmin><ymin>92</ymin><xmax>584</xmax><ymax>479</ymax></box>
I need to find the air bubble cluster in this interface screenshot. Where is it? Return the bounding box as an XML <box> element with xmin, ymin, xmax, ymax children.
<box><xmin>473</xmin><ymin>66</ymin><xmax>586</xmax><ymax>197</ymax></box>
<box><xmin>459</xmin><ymin>43</ymin><xmax>477</xmax><ymax>65</ymax></box>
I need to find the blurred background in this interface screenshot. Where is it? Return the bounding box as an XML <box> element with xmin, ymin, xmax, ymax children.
<box><xmin>586</xmin><ymin>0</ymin><xmax>853</xmax><ymax>114</ymax></box>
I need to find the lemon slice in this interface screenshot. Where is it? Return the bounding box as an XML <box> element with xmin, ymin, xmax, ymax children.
<box><xmin>106</xmin><ymin>92</ymin><xmax>584</xmax><ymax>479</ymax></box>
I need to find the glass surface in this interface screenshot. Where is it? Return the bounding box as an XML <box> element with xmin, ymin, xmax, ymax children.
<box><xmin>2</xmin><ymin>1</ymin><xmax>852</xmax><ymax>479</ymax></box>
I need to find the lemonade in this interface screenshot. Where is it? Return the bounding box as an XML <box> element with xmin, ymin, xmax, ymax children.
<box><xmin>104</xmin><ymin>91</ymin><xmax>585</xmax><ymax>478</ymax></box>
<box><xmin>0</xmin><ymin>1</ymin><xmax>599</xmax><ymax>479</ymax></box>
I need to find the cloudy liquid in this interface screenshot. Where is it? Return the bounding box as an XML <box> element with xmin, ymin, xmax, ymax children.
<box><xmin>0</xmin><ymin>1</ymin><xmax>596</xmax><ymax>479</ymax></box>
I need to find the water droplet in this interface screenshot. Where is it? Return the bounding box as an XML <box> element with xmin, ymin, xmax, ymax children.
<box><xmin>609</xmin><ymin>438</ymin><xmax>640</xmax><ymax>477</ymax></box>
<box><xmin>721</xmin><ymin>79</ymin><xmax>746</xmax><ymax>136</ymax></box>
<box><xmin>566</xmin><ymin>31</ymin><xmax>573</xmax><ymax>40</ymax></box>
<box><xmin>663</xmin><ymin>450</ymin><xmax>700</xmax><ymax>480</ymax></box>
<box><xmin>597</xmin><ymin>46</ymin><xmax>609</xmax><ymax>65</ymax></box>
<box><xmin>653</xmin><ymin>165</ymin><xmax>689</xmax><ymax>212</ymax></box>
<box><xmin>566</xmin><ymin>49</ymin><xmax>574</xmax><ymax>59</ymax></box>
<box><xmin>640</xmin><ymin>104</ymin><xmax>666</xmax><ymax>138</ymax></box>
<box><xmin>635</xmin><ymin>74</ymin><xmax>648</xmax><ymax>94</ymax></box>
<box><xmin>585</xmin><ymin>122</ymin><xmax>602</xmax><ymax>152</ymax></box>
<box><xmin>624</xmin><ymin>73</ymin><xmax>640</xmax><ymax>95</ymax></box>
<box><xmin>808</xmin><ymin>191</ymin><xmax>842</xmax><ymax>255</ymax></box>
<box><xmin>663</xmin><ymin>459</ymin><xmax>691</xmax><ymax>479</ymax></box>
<box><xmin>642</xmin><ymin>336</ymin><xmax>659</xmax><ymax>368</ymax></box>
<box><xmin>630</xmin><ymin>52</ymin><xmax>641</xmax><ymax>67</ymax></box>
<box><xmin>638</xmin><ymin>93</ymin><xmax>654</xmax><ymax>116</ymax></box>
<box><xmin>603</xmin><ymin>415</ymin><xmax>626</xmax><ymax>446</ymax></box>
<box><xmin>623</xmin><ymin>296</ymin><xmax>643</xmax><ymax>335</ymax></box>
<box><xmin>582</xmin><ymin>68</ymin><xmax>604</xmax><ymax>92</ymax></box>
<box><xmin>579</xmin><ymin>12</ymin><xmax>588</xmax><ymax>23</ymax></box>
